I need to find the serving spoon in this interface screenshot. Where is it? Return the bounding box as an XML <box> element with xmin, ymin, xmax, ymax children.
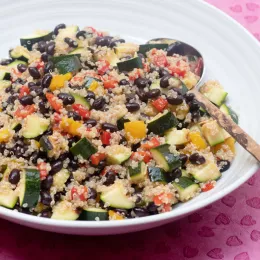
<box><xmin>148</xmin><ymin>38</ymin><xmax>260</xmax><ymax>162</ymax></box>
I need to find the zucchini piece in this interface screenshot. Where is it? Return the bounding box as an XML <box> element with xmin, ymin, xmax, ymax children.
<box><xmin>0</xmin><ymin>69</ymin><xmax>10</xmax><ymax>80</ymax></box>
<box><xmin>165</xmin><ymin>128</ymin><xmax>189</xmax><ymax>146</ymax></box>
<box><xmin>39</xmin><ymin>135</ymin><xmax>53</xmax><ymax>153</ymax></box>
<box><xmin>22</xmin><ymin>114</ymin><xmax>50</xmax><ymax>138</ymax></box>
<box><xmin>173</xmin><ymin>177</ymin><xmax>199</xmax><ymax>202</ymax></box>
<box><xmin>148</xmin><ymin>166</ymin><xmax>168</xmax><ymax>183</ymax></box>
<box><xmin>200</xmin><ymin>83</ymin><xmax>228</xmax><ymax>106</ymax></box>
<box><xmin>52</xmin><ymin>55</ymin><xmax>82</xmax><ymax>74</ymax></box>
<box><xmin>70</xmin><ymin>93</ymin><xmax>90</xmax><ymax>109</ymax></box>
<box><xmin>106</xmin><ymin>145</ymin><xmax>131</xmax><ymax>165</ymax></box>
<box><xmin>56</xmin><ymin>25</ymin><xmax>79</xmax><ymax>38</ymax></box>
<box><xmin>9</xmin><ymin>46</ymin><xmax>31</xmax><ymax>62</ymax></box>
<box><xmin>117</xmin><ymin>57</ymin><xmax>143</xmax><ymax>72</ymax></box>
<box><xmin>201</xmin><ymin>120</ymin><xmax>225</xmax><ymax>146</ymax></box>
<box><xmin>69</xmin><ymin>47</ymin><xmax>84</xmax><ymax>55</ymax></box>
<box><xmin>8</xmin><ymin>60</ymin><xmax>27</xmax><ymax>68</ymax></box>
<box><xmin>0</xmin><ymin>80</ymin><xmax>11</xmax><ymax>90</ymax></box>
<box><xmin>115</xmin><ymin>43</ymin><xmax>139</xmax><ymax>58</ymax></box>
<box><xmin>18</xmin><ymin>169</ymin><xmax>40</xmax><ymax>208</ymax></box>
<box><xmin>100</xmin><ymin>182</ymin><xmax>135</xmax><ymax>209</ymax></box>
<box><xmin>0</xmin><ymin>186</ymin><xmax>18</xmax><ymax>209</ymax></box>
<box><xmin>11</xmin><ymin>120</ymin><xmax>21</xmax><ymax>132</ymax></box>
<box><xmin>128</xmin><ymin>161</ymin><xmax>147</xmax><ymax>183</ymax></box>
<box><xmin>79</xmin><ymin>207</ymin><xmax>108</xmax><ymax>221</ymax></box>
<box><xmin>70</xmin><ymin>137</ymin><xmax>97</xmax><ymax>159</ymax></box>
<box><xmin>117</xmin><ymin>117</ymin><xmax>130</xmax><ymax>130</ymax></box>
<box><xmin>51</xmin><ymin>201</ymin><xmax>79</xmax><ymax>220</ymax></box>
<box><xmin>52</xmin><ymin>169</ymin><xmax>70</xmax><ymax>192</ymax></box>
<box><xmin>220</xmin><ymin>104</ymin><xmax>239</xmax><ymax>124</ymax></box>
<box><xmin>20</xmin><ymin>31</ymin><xmax>53</xmax><ymax>51</ymax></box>
<box><xmin>190</xmin><ymin>162</ymin><xmax>221</xmax><ymax>182</ymax></box>
<box><xmin>150</xmin><ymin>144</ymin><xmax>182</xmax><ymax>172</ymax></box>
<box><xmin>138</xmin><ymin>43</ymin><xmax>168</xmax><ymax>56</ymax></box>
<box><xmin>147</xmin><ymin>110</ymin><xmax>178</xmax><ymax>135</ymax></box>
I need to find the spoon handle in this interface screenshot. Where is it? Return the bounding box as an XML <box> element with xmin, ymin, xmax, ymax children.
<box><xmin>190</xmin><ymin>88</ymin><xmax>260</xmax><ymax>162</ymax></box>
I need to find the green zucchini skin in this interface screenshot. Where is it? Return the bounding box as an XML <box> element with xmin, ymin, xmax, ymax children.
<box><xmin>117</xmin><ymin>57</ymin><xmax>143</xmax><ymax>72</ymax></box>
<box><xmin>70</xmin><ymin>137</ymin><xmax>97</xmax><ymax>159</ymax></box>
<box><xmin>39</xmin><ymin>136</ymin><xmax>53</xmax><ymax>152</ymax></box>
<box><xmin>148</xmin><ymin>166</ymin><xmax>168</xmax><ymax>183</ymax></box>
<box><xmin>79</xmin><ymin>208</ymin><xmax>108</xmax><ymax>221</ymax></box>
<box><xmin>51</xmin><ymin>55</ymin><xmax>82</xmax><ymax>74</ymax></box>
<box><xmin>117</xmin><ymin>117</ymin><xmax>130</xmax><ymax>130</ymax></box>
<box><xmin>138</xmin><ymin>44</ymin><xmax>168</xmax><ymax>56</ymax></box>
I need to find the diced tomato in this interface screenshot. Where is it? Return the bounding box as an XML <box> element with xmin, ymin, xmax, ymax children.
<box><xmin>131</xmin><ymin>151</ymin><xmax>152</xmax><ymax>163</ymax></box>
<box><xmin>153</xmin><ymin>53</ymin><xmax>168</xmax><ymax>67</ymax></box>
<box><xmin>103</xmin><ymin>79</ymin><xmax>118</xmax><ymax>89</ymax></box>
<box><xmin>194</xmin><ymin>57</ymin><xmax>203</xmax><ymax>76</ymax></box>
<box><xmin>72</xmin><ymin>104</ymin><xmax>90</xmax><ymax>119</ymax></box>
<box><xmin>128</xmin><ymin>69</ymin><xmax>142</xmax><ymax>81</ymax></box>
<box><xmin>14</xmin><ymin>105</ymin><xmax>36</xmax><ymax>119</ymax></box>
<box><xmin>97</xmin><ymin>60</ymin><xmax>110</xmax><ymax>75</ymax></box>
<box><xmin>201</xmin><ymin>182</ymin><xmax>215</xmax><ymax>192</ymax></box>
<box><xmin>153</xmin><ymin>193</ymin><xmax>173</xmax><ymax>206</ymax></box>
<box><xmin>53</xmin><ymin>112</ymin><xmax>62</xmax><ymax>123</ymax></box>
<box><xmin>37</xmin><ymin>162</ymin><xmax>48</xmax><ymax>180</ymax></box>
<box><xmin>86</xmin><ymin>26</ymin><xmax>103</xmax><ymax>36</ymax></box>
<box><xmin>71</xmin><ymin>186</ymin><xmax>88</xmax><ymax>201</ymax></box>
<box><xmin>101</xmin><ymin>131</ymin><xmax>111</xmax><ymax>145</ymax></box>
<box><xmin>36</xmin><ymin>61</ymin><xmax>44</xmax><ymax>70</ymax></box>
<box><xmin>141</xmin><ymin>137</ymin><xmax>160</xmax><ymax>150</ymax></box>
<box><xmin>151</xmin><ymin>97</ymin><xmax>168</xmax><ymax>112</ymax></box>
<box><xmin>162</xmin><ymin>203</ymin><xmax>172</xmax><ymax>212</ymax></box>
<box><xmin>19</xmin><ymin>86</ymin><xmax>30</xmax><ymax>98</ymax></box>
<box><xmin>46</xmin><ymin>93</ymin><xmax>63</xmax><ymax>112</ymax></box>
<box><xmin>168</xmin><ymin>65</ymin><xmax>187</xmax><ymax>77</ymax></box>
<box><xmin>90</xmin><ymin>153</ymin><xmax>106</xmax><ymax>166</ymax></box>
<box><xmin>10</xmin><ymin>68</ymin><xmax>22</xmax><ymax>78</ymax></box>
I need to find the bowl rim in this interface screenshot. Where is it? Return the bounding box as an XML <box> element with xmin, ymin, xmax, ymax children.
<box><xmin>0</xmin><ymin>0</ymin><xmax>259</xmax><ymax>230</ymax></box>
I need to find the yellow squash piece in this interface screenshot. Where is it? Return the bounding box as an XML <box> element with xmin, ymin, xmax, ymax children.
<box><xmin>0</xmin><ymin>128</ymin><xmax>12</xmax><ymax>143</ymax></box>
<box><xmin>50</xmin><ymin>73</ymin><xmax>72</xmax><ymax>91</ymax></box>
<box><xmin>108</xmin><ymin>210</ymin><xmax>124</xmax><ymax>220</ymax></box>
<box><xmin>60</xmin><ymin>118</ymin><xmax>82</xmax><ymax>136</ymax></box>
<box><xmin>124</xmin><ymin>121</ymin><xmax>147</xmax><ymax>140</ymax></box>
<box><xmin>212</xmin><ymin>137</ymin><xmax>235</xmax><ymax>154</ymax></box>
<box><xmin>188</xmin><ymin>131</ymin><xmax>208</xmax><ymax>150</ymax></box>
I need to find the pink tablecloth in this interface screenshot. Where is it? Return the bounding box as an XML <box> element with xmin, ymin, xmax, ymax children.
<box><xmin>1</xmin><ymin>1</ymin><xmax>260</xmax><ymax>259</ymax></box>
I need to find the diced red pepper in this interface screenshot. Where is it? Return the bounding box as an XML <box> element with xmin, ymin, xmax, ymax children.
<box><xmin>86</xmin><ymin>26</ymin><xmax>103</xmax><ymax>36</ymax></box>
<box><xmin>162</xmin><ymin>203</ymin><xmax>172</xmax><ymax>212</ymax></box>
<box><xmin>36</xmin><ymin>61</ymin><xmax>44</xmax><ymax>70</ymax></box>
<box><xmin>14</xmin><ymin>105</ymin><xmax>36</xmax><ymax>119</ymax></box>
<box><xmin>90</xmin><ymin>153</ymin><xmax>106</xmax><ymax>166</ymax></box>
<box><xmin>19</xmin><ymin>86</ymin><xmax>30</xmax><ymax>98</ymax></box>
<box><xmin>72</xmin><ymin>104</ymin><xmax>90</xmax><ymax>119</ymax></box>
<box><xmin>71</xmin><ymin>186</ymin><xmax>88</xmax><ymax>201</ymax></box>
<box><xmin>101</xmin><ymin>131</ymin><xmax>111</xmax><ymax>145</ymax></box>
<box><xmin>151</xmin><ymin>97</ymin><xmax>168</xmax><ymax>112</ymax></box>
<box><xmin>128</xmin><ymin>69</ymin><xmax>142</xmax><ymax>81</ymax></box>
<box><xmin>97</xmin><ymin>60</ymin><xmax>110</xmax><ymax>75</ymax></box>
<box><xmin>168</xmin><ymin>65</ymin><xmax>187</xmax><ymax>77</ymax></box>
<box><xmin>153</xmin><ymin>193</ymin><xmax>173</xmax><ymax>206</ymax></box>
<box><xmin>38</xmin><ymin>162</ymin><xmax>48</xmax><ymax>180</ymax></box>
<box><xmin>103</xmin><ymin>78</ymin><xmax>118</xmax><ymax>89</ymax></box>
<box><xmin>53</xmin><ymin>112</ymin><xmax>62</xmax><ymax>123</ymax></box>
<box><xmin>201</xmin><ymin>182</ymin><xmax>214</xmax><ymax>192</ymax></box>
<box><xmin>46</xmin><ymin>93</ymin><xmax>63</xmax><ymax>112</ymax></box>
<box><xmin>141</xmin><ymin>137</ymin><xmax>160</xmax><ymax>150</ymax></box>
<box><xmin>131</xmin><ymin>151</ymin><xmax>152</xmax><ymax>163</ymax></box>
<box><xmin>153</xmin><ymin>53</ymin><xmax>168</xmax><ymax>67</ymax></box>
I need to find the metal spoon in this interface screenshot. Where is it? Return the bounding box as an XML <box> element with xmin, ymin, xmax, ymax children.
<box><xmin>148</xmin><ymin>38</ymin><xmax>260</xmax><ymax>162</ymax></box>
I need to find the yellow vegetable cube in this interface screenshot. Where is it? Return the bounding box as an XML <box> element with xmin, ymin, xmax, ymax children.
<box><xmin>0</xmin><ymin>128</ymin><xmax>11</xmax><ymax>143</ymax></box>
<box><xmin>212</xmin><ymin>137</ymin><xmax>235</xmax><ymax>154</ymax></box>
<box><xmin>188</xmin><ymin>131</ymin><xmax>208</xmax><ymax>150</ymax></box>
<box><xmin>124</xmin><ymin>121</ymin><xmax>147</xmax><ymax>140</ymax></box>
<box><xmin>68</xmin><ymin>121</ymin><xmax>83</xmax><ymax>136</ymax></box>
<box><xmin>108</xmin><ymin>210</ymin><xmax>124</xmax><ymax>220</ymax></box>
<box><xmin>50</xmin><ymin>73</ymin><xmax>72</xmax><ymax>91</ymax></box>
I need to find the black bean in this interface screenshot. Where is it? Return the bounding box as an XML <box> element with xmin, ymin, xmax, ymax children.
<box><xmin>57</xmin><ymin>93</ymin><xmax>75</xmax><ymax>105</ymax></box>
<box><xmin>191</xmin><ymin>111</ymin><xmax>200</xmax><ymax>121</ymax></box>
<box><xmin>132</xmin><ymin>207</ymin><xmax>149</xmax><ymax>218</ymax></box>
<box><xmin>125</xmin><ymin>93</ymin><xmax>136</xmax><ymax>102</ymax></box>
<box><xmin>189</xmin><ymin>100</ymin><xmax>200</xmax><ymax>112</ymax></box>
<box><xmin>114</xmin><ymin>208</ymin><xmax>129</xmax><ymax>217</ymax></box>
<box><xmin>68</xmin><ymin>136</ymin><xmax>80</xmax><ymax>147</ymax></box>
<box><xmin>19</xmin><ymin>95</ymin><xmax>34</xmax><ymax>106</ymax></box>
<box><xmin>132</xmin><ymin>142</ymin><xmax>141</xmax><ymax>152</ymax></box>
<box><xmin>189</xmin><ymin>153</ymin><xmax>206</xmax><ymax>165</ymax></box>
<box><xmin>37</xmin><ymin>41</ymin><xmax>47</xmax><ymax>53</ymax></box>
<box><xmin>126</xmin><ymin>102</ymin><xmax>140</xmax><ymax>112</ymax></box>
<box><xmin>101</xmin><ymin>123</ymin><xmax>118</xmax><ymax>132</ymax></box>
<box><xmin>76</xmin><ymin>30</ymin><xmax>87</xmax><ymax>39</ymax></box>
<box><xmin>54</xmin><ymin>192</ymin><xmax>61</xmax><ymax>202</ymax></box>
<box><xmin>17</xmin><ymin>63</ymin><xmax>27</xmax><ymax>73</ymax></box>
<box><xmin>104</xmin><ymin>171</ymin><xmax>116</xmax><ymax>186</ymax></box>
<box><xmin>64</xmin><ymin>37</ymin><xmax>78</xmax><ymax>48</ymax></box>
<box><xmin>67</xmin><ymin>111</ymin><xmax>81</xmax><ymax>121</ymax></box>
<box><xmin>41</xmin><ymin>53</ymin><xmax>50</xmax><ymax>62</ymax></box>
<box><xmin>41</xmin><ymin>210</ymin><xmax>52</xmax><ymax>218</ymax></box>
<box><xmin>159</xmin><ymin>68</ymin><xmax>170</xmax><ymax>78</ymax></box>
<box><xmin>83</xmin><ymin>61</ymin><xmax>96</xmax><ymax>70</ymax></box>
<box><xmin>6</xmin><ymin>95</ymin><xmax>17</xmax><ymax>105</ymax></box>
<box><xmin>86</xmin><ymin>90</ymin><xmax>95</xmax><ymax>100</ymax></box>
<box><xmin>97</xmin><ymin>160</ymin><xmax>106</xmax><ymax>170</ymax></box>
<box><xmin>30</xmin><ymin>84</ymin><xmax>43</xmax><ymax>96</ymax></box>
<box><xmin>167</xmin><ymin>95</ymin><xmax>183</xmax><ymax>105</ymax></box>
<box><xmin>30</xmin><ymin>151</ymin><xmax>39</xmax><ymax>165</ymax></box>
<box><xmin>134</xmin><ymin>77</ymin><xmax>149</xmax><ymax>88</ymax></box>
<box><xmin>41</xmin><ymin>191</ymin><xmax>52</xmax><ymax>206</ymax></box>
<box><xmin>160</xmin><ymin>75</ymin><xmax>172</xmax><ymax>88</ymax></box>
<box><xmin>85</xmin><ymin>118</ymin><xmax>97</xmax><ymax>127</ymax></box>
<box><xmin>46</xmin><ymin>42</ymin><xmax>55</xmax><ymax>56</ymax></box>
<box><xmin>168</xmin><ymin>168</ymin><xmax>182</xmax><ymax>181</ymax></box>
<box><xmin>217</xmin><ymin>160</ymin><xmax>231</xmax><ymax>173</ymax></box>
<box><xmin>41</xmin><ymin>74</ymin><xmax>52</xmax><ymax>89</ymax></box>
<box><xmin>92</xmin><ymin>97</ymin><xmax>105</xmax><ymax>110</ymax></box>
<box><xmin>119</xmin><ymin>135</ymin><xmax>127</xmax><ymax>145</ymax></box>
<box><xmin>0</xmin><ymin>59</ymin><xmax>12</xmax><ymax>65</ymax></box>
<box><xmin>49</xmin><ymin>160</ymin><xmax>63</xmax><ymax>175</ymax></box>
<box><xmin>184</xmin><ymin>93</ymin><xmax>195</xmax><ymax>102</ymax></box>
<box><xmin>8</xmin><ymin>169</ymin><xmax>20</xmax><ymax>185</ymax></box>
<box><xmin>109</xmin><ymin>39</ymin><xmax>125</xmax><ymax>48</ymax></box>
<box><xmin>147</xmin><ymin>202</ymin><xmax>158</xmax><ymax>215</ymax></box>
<box><xmin>54</xmin><ymin>23</ymin><xmax>66</xmax><ymax>35</ymax></box>
<box><xmin>179</xmin><ymin>154</ymin><xmax>188</xmax><ymax>166</ymax></box>
<box><xmin>136</xmin><ymin>90</ymin><xmax>148</xmax><ymax>102</ymax></box>
<box><xmin>41</xmin><ymin>175</ymin><xmax>53</xmax><ymax>190</ymax></box>
<box><xmin>146</xmin><ymin>89</ymin><xmax>161</xmax><ymax>99</ymax></box>
<box><xmin>39</xmin><ymin>100</ymin><xmax>49</xmax><ymax>114</ymax></box>
<box><xmin>44</xmin><ymin>61</ymin><xmax>54</xmax><ymax>74</ymax></box>
<box><xmin>5</xmin><ymin>86</ymin><xmax>12</xmax><ymax>93</ymax></box>
<box><xmin>119</xmin><ymin>79</ymin><xmax>129</xmax><ymax>86</ymax></box>
<box><xmin>88</xmin><ymin>188</ymin><xmax>97</xmax><ymax>200</ymax></box>
<box><xmin>28</xmin><ymin>82</ymin><xmax>36</xmax><ymax>89</ymax></box>
<box><xmin>95</xmin><ymin>36</ymin><xmax>113</xmax><ymax>47</ymax></box>
<box><xmin>28</xmin><ymin>67</ymin><xmax>41</xmax><ymax>79</ymax></box>
<box><xmin>68</xmin><ymin>159</ymin><xmax>79</xmax><ymax>171</ymax></box>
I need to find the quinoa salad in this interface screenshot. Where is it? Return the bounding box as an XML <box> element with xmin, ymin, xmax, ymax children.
<box><xmin>0</xmin><ymin>24</ymin><xmax>238</xmax><ymax>221</ymax></box>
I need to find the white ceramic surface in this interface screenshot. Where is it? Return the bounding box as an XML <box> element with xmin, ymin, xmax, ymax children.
<box><xmin>0</xmin><ymin>0</ymin><xmax>259</xmax><ymax>235</ymax></box>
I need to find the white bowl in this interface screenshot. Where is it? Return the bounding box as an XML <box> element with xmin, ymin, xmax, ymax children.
<box><xmin>0</xmin><ymin>0</ymin><xmax>259</xmax><ymax>235</ymax></box>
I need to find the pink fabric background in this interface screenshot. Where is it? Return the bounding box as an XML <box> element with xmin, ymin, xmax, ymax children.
<box><xmin>1</xmin><ymin>1</ymin><xmax>260</xmax><ymax>259</ymax></box>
